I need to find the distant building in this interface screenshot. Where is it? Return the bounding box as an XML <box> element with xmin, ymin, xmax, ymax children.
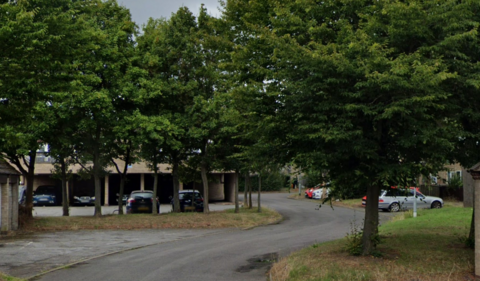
<box><xmin>17</xmin><ymin>153</ymin><xmax>235</xmax><ymax>206</ymax></box>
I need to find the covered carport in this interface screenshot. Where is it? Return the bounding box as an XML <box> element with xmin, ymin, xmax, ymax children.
<box><xmin>0</xmin><ymin>160</ymin><xmax>20</xmax><ymax>233</ymax></box>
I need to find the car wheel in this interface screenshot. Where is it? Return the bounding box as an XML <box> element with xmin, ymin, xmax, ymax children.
<box><xmin>389</xmin><ymin>202</ymin><xmax>400</xmax><ymax>212</ymax></box>
<box><xmin>431</xmin><ymin>201</ymin><xmax>442</xmax><ymax>209</ymax></box>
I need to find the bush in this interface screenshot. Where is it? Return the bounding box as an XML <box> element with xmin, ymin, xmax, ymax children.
<box><xmin>345</xmin><ymin>221</ymin><xmax>363</xmax><ymax>256</ymax></box>
<box><xmin>239</xmin><ymin>171</ymin><xmax>286</xmax><ymax>192</ymax></box>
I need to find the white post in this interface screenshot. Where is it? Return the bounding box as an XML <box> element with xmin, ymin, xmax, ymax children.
<box><xmin>471</xmin><ymin>171</ymin><xmax>480</xmax><ymax>277</ymax></box>
<box><xmin>140</xmin><ymin>174</ymin><xmax>145</xmax><ymax>191</ymax></box>
<box><xmin>413</xmin><ymin>187</ymin><xmax>417</xmax><ymax>218</ymax></box>
<box><xmin>104</xmin><ymin>175</ymin><xmax>109</xmax><ymax>206</ymax></box>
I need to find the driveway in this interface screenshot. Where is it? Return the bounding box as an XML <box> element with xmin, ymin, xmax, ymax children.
<box><xmin>0</xmin><ymin>193</ymin><xmax>394</xmax><ymax>280</ymax></box>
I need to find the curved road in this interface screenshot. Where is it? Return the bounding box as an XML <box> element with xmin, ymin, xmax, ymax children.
<box><xmin>38</xmin><ymin>193</ymin><xmax>380</xmax><ymax>281</ymax></box>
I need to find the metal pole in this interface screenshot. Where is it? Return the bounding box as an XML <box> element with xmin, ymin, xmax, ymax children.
<box><xmin>297</xmin><ymin>175</ymin><xmax>301</xmax><ymax>196</ymax></box>
<box><xmin>413</xmin><ymin>187</ymin><xmax>417</xmax><ymax>218</ymax></box>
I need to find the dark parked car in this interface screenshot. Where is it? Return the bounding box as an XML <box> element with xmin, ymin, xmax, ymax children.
<box><xmin>73</xmin><ymin>196</ymin><xmax>95</xmax><ymax>206</ymax></box>
<box><xmin>171</xmin><ymin>190</ymin><xmax>204</xmax><ymax>212</ymax></box>
<box><xmin>33</xmin><ymin>185</ymin><xmax>60</xmax><ymax>206</ymax></box>
<box><xmin>126</xmin><ymin>190</ymin><xmax>159</xmax><ymax>214</ymax></box>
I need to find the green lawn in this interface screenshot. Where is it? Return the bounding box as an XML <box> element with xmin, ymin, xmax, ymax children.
<box><xmin>0</xmin><ymin>272</ymin><xmax>24</xmax><ymax>281</ymax></box>
<box><xmin>270</xmin><ymin>206</ymin><xmax>474</xmax><ymax>281</ymax></box>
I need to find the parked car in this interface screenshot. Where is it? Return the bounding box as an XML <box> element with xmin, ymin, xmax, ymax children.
<box><xmin>126</xmin><ymin>190</ymin><xmax>159</xmax><ymax>214</ymax></box>
<box><xmin>362</xmin><ymin>187</ymin><xmax>443</xmax><ymax>212</ymax></box>
<box><xmin>312</xmin><ymin>188</ymin><xmax>330</xmax><ymax>200</ymax></box>
<box><xmin>305</xmin><ymin>188</ymin><xmax>317</xmax><ymax>199</ymax></box>
<box><xmin>170</xmin><ymin>190</ymin><xmax>204</xmax><ymax>212</ymax></box>
<box><xmin>33</xmin><ymin>185</ymin><xmax>60</xmax><ymax>206</ymax></box>
<box><xmin>33</xmin><ymin>193</ymin><xmax>57</xmax><ymax>206</ymax></box>
<box><xmin>73</xmin><ymin>196</ymin><xmax>95</xmax><ymax>206</ymax></box>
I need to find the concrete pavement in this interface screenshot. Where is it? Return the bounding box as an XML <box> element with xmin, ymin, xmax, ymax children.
<box><xmin>1</xmin><ymin>202</ymin><xmax>238</xmax><ymax>279</ymax></box>
<box><xmin>0</xmin><ymin>194</ymin><xmax>391</xmax><ymax>280</ymax></box>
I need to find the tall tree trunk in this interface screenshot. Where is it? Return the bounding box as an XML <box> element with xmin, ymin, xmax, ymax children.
<box><xmin>93</xmin><ymin>174</ymin><xmax>102</xmax><ymax>217</ymax></box>
<box><xmin>24</xmin><ymin>152</ymin><xmax>36</xmax><ymax>218</ymax></box>
<box><xmin>243</xmin><ymin>173</ymin><xmax>248</xmax><ymax>208</ymax></box>
<box><xmin>172</xmin><ymin>160</ymin><xmax>181</xmax><ymax>212</ymax></box>
<box><xmin>60</xmin><ymin>158</ymin><xmax>69</xmax><ymax>216</ymax></box>
<box><xmin>93</xmin><ymin>144</ymin><xmax>102</xmax><ymax>217</ymax></box>
<box><xmin>362</xmin><ymin>183</ymin><xmax>380</xmax><ymax>255</ymax></box>
<box><xmin>201</xmin><ymin>162</ymin><xmax>209</xmax><ymax>214</ymax></box>
<box><xmin>248</xmin><ymin>174</ymin><xmax>252</xmax><ymax>209</ymax></box>
<box><xmin>234</xmin><ymin>170</ymin><xmax>239</xmax><ymax>213</ymax></box>
<box><xmin>152</xmin><ymin>172</ymin><xmax>159</xmax><ymax>214</ymax></box>
<box><xmin>118</xmin><ymin>175</ymin><xmax>125</xmax><ymax>215</ymax></box>
<box><xmin>258</xmin><ymin>173</ymin><xmax>262</xmax><ymax>213</ymax></box>
<box><xmin>117</xmin><ymin>144</ymin><xmax>131</xmax><ymax>215</ymax></box>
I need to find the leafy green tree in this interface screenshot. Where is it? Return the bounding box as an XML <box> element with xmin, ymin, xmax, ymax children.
<box><xmin>107</xmin><ymin>57</ymin><xmax>147</xmax><ymax>215</ymax></box>
<box><xmin>68</xmin><ymin>0</ymin><xmax>137</xmax><ymax>217</ymax></box>
<box><xmin>0</xmin><ymin>0</ymin><xmax>95</xmax><ymax>216</ymax></box>
<box><xmin>224</xmin><ymin>0</ymin><xmax>458</xmax><ymax>254</ymax></box>
<box><xmin>137</xmin><ymin>6</ymin><xmax>231</xmax><ymax>213</ymax></box>
<box><xmin>136</xmin><ymin>12</ymin><xmax>191</xmax><ymax>213</ymax></box>
<box><xmin>44</xmin><ymin>111</ymin><xmax>80</xmax><ymax>217</ymax></box>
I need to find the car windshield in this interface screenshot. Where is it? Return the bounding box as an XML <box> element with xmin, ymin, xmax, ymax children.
<box><xmin>34</xmin><ymin>186</ymin><xmax>56</xmax><ymax>195</ymax></box>
<box><xmin>131</xmin><ymin>192</ymin><xmax>153</xmax><ymax>199</ymax></box>
<box><xmin>179</xmin><ymin>193</ymin><xmax>201</xmax><ymax>200</ymax></box>
<box><xmin>382</xmin><ymin>188</ymin><xmax>423</xmax><ymax>197</ymax></box>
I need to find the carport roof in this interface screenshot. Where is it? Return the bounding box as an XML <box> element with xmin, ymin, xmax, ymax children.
<box><xmin>470</xmin><ymin>162</ymin><xmax>480</xmax><ymax>172</ymax></box>
<box><xmin>0</xmin><ymin>160</ymin><xmax>20</xmax><ymax>175</ymax></box>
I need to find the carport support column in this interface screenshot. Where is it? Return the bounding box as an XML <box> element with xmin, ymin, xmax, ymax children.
<box><xmin>140</xmin><ymin>174</ymin><xmax>145</xmax><ymax>191</ymax></box>
<box><xmin>179</xmin><ymin>182</ymin><xmax>183</xmax><ymax>191</ymax></box>
<box><xmin>472</xmin><ymin>170</ymin><xmax>480</xmax><ymax>277</ymax></box>
<box><xmin>104</xmin><ymin>175</ymin><xmax>109</xmax><ymax>206</ymax></box>
<box><xmin>10</xmin><ymin>179</ymin><xmax>18</xmax><ymax>231</ymax></box>
<box><xmin>0</xmin><ymin>180</ymin><xmax>11</xmax><ymax>232</ymax></box>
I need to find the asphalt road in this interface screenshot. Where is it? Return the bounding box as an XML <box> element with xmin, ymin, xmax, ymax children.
<box><xmin>35</xmin><ymin>193</ymin><xmax>391</xmax><ymax>281</ymax></box>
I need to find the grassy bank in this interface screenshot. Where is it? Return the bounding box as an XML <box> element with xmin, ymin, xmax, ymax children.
<box><xmin>19</xmin><ymin>207</ymin><xmax>281</xmax><ymax>232</ymax></box>
<box><xmin>270</xmin><ymin>206</ymin><xmax>474</xmax><ymax>281</ymax></box>
<box><xmin>0</xmin><ymin>272</ymin><xmax>23</xmax><ymax>281</ymax></box>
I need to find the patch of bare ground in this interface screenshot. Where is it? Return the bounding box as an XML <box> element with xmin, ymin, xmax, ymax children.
<box><xmin>18</xmin><ymin>207</ymin><xmax>281</xmax><ymax>232</ymax></box>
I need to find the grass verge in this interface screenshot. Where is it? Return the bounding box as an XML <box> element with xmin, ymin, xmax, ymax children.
<box><xmin>19</xmin><ymin>207</ymin><xmax>281</xmax><ymax>232</ymax></box>
<box><xmin>269</xmin><ymin>206</ymin><xmax>474</xmax><ymax>281</ymax></box>
<box><xmin>289</xmin><ymin>193</ymin><xmax>462</xmax><ymax>210</ymax></box>
<box><xmin>0</xmin><ymin>272</ymin><xmax>24</xmax><ymax>281</ymax></box>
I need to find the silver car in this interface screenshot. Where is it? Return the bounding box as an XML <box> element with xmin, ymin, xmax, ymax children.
<box><xmin>362</xmin><ymin>188</ymin><xmax>443</xmax><ymax>212</ymax></box>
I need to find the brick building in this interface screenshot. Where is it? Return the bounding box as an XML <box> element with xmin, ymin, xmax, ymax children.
<box><xmin>22</xmin><ymin>156</ymin><xmax>236</xmax><ymax>206</ymax></box>
<box><xmin>0</xmin><ymin>160</ymin><xmax>20</xmax><ymax>232</ymax></box>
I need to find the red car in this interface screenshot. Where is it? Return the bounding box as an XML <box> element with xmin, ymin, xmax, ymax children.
<box><xmin>305</xmin><ymin>187</ymin><xmax>318</xmax><ymax>199</ymax></box>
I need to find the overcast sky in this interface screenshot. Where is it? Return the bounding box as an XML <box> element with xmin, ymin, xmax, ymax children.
<box><xmin>118</xmin><ymin>0</ymin><xmax>223</xmax><ymax>27</ymax></box>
